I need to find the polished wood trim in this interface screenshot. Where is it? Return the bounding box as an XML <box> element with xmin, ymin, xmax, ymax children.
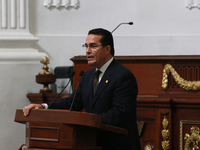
<box><xmin>24</xmin><ymin>147</ymin><xmax>102</xmax><ymax>150</ymax></box>
<box><xmin>70</xmin><ymin>55</ymin><xmax>200</xmax><ymax>64</ymax></box>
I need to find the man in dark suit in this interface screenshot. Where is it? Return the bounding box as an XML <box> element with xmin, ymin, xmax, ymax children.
<box><xmin>23</xmin><ymin>28</ymin><xmax>141</xmax><ymax>150</ymax></box>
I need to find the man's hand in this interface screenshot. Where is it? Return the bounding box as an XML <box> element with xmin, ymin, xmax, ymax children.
<box><xmin>23</xmin><ymin>103</ymin><xmax>43</xmax><ymax>117</ymax></box>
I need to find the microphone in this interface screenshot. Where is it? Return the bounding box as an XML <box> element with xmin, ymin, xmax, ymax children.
<box><xmin>48</xmin><ymin>71</ymin><xmax>75</xmax><ymax>108</ymax></box>
<box><xmin>69</xmin><ymin>71</ymin><xmax>84</xmax><ymax>111</ymax></box>
<box><xmin>111</xmin><ymin>22</ymin><xmax>133</xmax><ymax>33</ymax></box>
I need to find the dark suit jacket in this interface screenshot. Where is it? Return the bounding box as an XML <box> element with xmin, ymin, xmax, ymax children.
<box><xmin>49</xmin><ymin>59</ymin><xmax>141</xmax><ymax>150</ymax></box>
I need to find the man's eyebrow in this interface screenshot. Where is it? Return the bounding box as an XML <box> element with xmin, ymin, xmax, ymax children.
<box><xmin>85</xmin><ymin>42</ymin><xmax>97</xmax><ymax>45</ymax></box>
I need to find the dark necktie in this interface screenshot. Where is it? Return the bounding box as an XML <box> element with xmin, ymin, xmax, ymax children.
<box><xmin>93</xmin><ymin>70</ymin><xmax>101</xmax><ymax>95</ymax></box>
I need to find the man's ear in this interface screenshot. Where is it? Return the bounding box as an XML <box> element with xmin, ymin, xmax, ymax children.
<box><xmin>105</xmin><ymin>45</ymin><xmax>111</xmax><ymax>54</ymax></box>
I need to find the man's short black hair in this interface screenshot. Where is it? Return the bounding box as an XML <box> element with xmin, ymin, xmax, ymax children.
<box><xmin>88</xmin><ymin>28</ymin><xmax>115</xmax><ymax>56</ymax></box>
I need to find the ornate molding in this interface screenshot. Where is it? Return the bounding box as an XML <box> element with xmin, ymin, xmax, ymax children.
<box><xmin>1</xmin><ymin>0</ymin><xmax>27</xmax><ymax>29</ymax></box>
<box><xmin>144</xmin><ymin>144</ymin><xmax>153</xmax><ymax>150</ymax></box>
<box><xmin>161</xmin><ymin>116</ymin><xmax>169</xmax><ymax>150</ymax></box>
<box><xmin>44</xmin><ymin>0</ymin><xmax>80</xmax><ymax>8</ymax></box>
<box><xmin>162</xmin><ymin>64</ymin><xmax>200</xmax><ymax>91</ymax></box>
<box><xmin>138</xmin><ymin>121</ymin><xmax>145</xmax><ymax>137</ymax></box>
<box><xmin>143</xmin><ymin>140</ymin><xmax>155</xmax><ymax>150</ymax></box>
<box><xmin>185</xmin><ymin>0</ymin><xmax>200</xmax><ymax>9</ymax></box>
<box><xmin>184</xmin><ymin>126</ymin><xmax>200</xmax><ymax>150</ymax></box>
<box><xmin>0</xmin><ymin>0</ymin><xmax>47</xmax><ymax>63</ymax></box>
<box><xmin>180</xmin><ymin>120</ymin><xmax>200</xmax><ymax>150</ymax></box>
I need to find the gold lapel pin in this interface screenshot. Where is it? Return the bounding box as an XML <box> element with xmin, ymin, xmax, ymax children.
<box><xmin>106</xmin><ymin>80</ymin><xmax>108</xmax><ymax>83</ymax></box>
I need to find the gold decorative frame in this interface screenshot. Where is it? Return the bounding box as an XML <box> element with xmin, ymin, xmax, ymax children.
<box><xmin>180</xmin><ymin>120</ymin><xmax>200</xmax><ymax>150</ymax></box>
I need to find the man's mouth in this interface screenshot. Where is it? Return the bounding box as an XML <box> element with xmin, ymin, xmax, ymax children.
<box><xmin>87</xmin><ymin>56</ymin><xmax>94</xmax><ymax>61</ymax></box>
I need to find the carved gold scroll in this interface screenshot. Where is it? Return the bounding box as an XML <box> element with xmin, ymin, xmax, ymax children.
<box><xmin>162</xmin><ymin>64</ymin><xmax>200</xmax><ymax>91</ymax></box>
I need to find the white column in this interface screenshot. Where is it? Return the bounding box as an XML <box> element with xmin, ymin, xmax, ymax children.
<box><xmin>19</xmin><ymin>0</ymin><xmax>25</xmax><ymax>29</ymax></box>
<box><xmin>0</xmin><ymin>0</ymin><xmax>47</xmax><ymax>63</ymax></box>
<box><xmin>2</xmin><ymin>0</ymin><xmax>7</xmax><ymax>29</ymax></box>
<box><xmin>10</xmin><ymin>0</ymin><xmax>16</xmax><ymax>29</ymax></box>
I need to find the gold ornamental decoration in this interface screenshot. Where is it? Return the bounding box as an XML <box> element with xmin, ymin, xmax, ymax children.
<box><xmin>138</xmin><ymin>121</ymin><xmax>145</xmax><ymax>137</ymax></box>
<box><xmin>180</xmin><ymin>120</ymin><xmax>200</xmax><ymax>150</ymax></box>
<box><xmin>39</xmin><ymin>56</ymin><xmax>52</xmax><ymax>75</ymax></box>
<box><xmin>144</xmin><ymin>144</ymin><xmax>152</xmax><ymax>150</ymax></box>
<box><xmin>161</xmin><ymin>116</ymin><xmax>169</xmax><ymax>150</ymax></box>
<box><xmin>162</xmin><ymin>64</ymin><xmax>200</xmax><ymax>91</ymax></box>
<box><xmin>36</xmin><ymin>56</ymin><xmax>56</xmax><ymax>93</ymax></box>
<box><xmin>184</xmin><ymin>126</ymin><xmax>200</xmax><ymax>150</ymax></box>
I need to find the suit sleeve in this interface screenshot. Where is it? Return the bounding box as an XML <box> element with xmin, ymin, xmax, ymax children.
<box><xmin>47</xmin><ymin>84</ymin><xmax>84</xmax><ymax>111</ymax></box>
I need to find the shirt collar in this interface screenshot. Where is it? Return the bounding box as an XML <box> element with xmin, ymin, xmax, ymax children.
<box><xmin>96</xmin><ymin>57</ymin><xmax>113</xmax><ymax>74</ymax></box>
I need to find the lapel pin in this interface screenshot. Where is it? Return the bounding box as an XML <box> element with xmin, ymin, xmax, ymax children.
<box><xmin>106</xmin><ymin>80</ymin><xmax>108</xmax><ymax>83</ymax></box>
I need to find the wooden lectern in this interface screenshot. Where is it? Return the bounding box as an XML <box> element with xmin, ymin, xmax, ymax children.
<box><xmin>15</xmin><ymin>109</ymin><xmax>127</xmax><ymax>150</ymax></box>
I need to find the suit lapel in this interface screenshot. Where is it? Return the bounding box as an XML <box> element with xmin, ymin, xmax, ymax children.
<box><xmin>91</xmin><ymin>59</ymin><xmax>116</xmax><ymax>107</ymax></box>
<box><xmin>89</xmin><ymin>68</ymin><xmax>96</xmax><ymax>101</ymax></box>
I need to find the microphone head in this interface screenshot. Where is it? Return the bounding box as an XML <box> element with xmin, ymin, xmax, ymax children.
<box><xmin>129</xmin><ymin>22</ymin><xmax>133</xmax><ymax>25</ymax></box>
<box><xmin>70</xmin><ymin>71</ymin><xmax>75</xmax><ymax>78</ymax></box>
<box><xmin>111</xmin><ymin>22</ymin><xmax>134</xmax><ymax>33</ymax></box>
<box><xmin>79</xmin><ymin>71</ymin><xmax>84</xmax><ymax>76</ymax></box>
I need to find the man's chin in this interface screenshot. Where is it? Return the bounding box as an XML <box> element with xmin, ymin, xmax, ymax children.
<box><xmin>87</xmin><ymin>61</ymin><xmax>95</xmax><ymax>66</ymax></box>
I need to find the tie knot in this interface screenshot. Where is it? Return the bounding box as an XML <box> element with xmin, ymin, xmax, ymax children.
<box><xmin>95</xmin><ymin>70</ymin><xmax>101</xmax><ymax>78</ymax></box>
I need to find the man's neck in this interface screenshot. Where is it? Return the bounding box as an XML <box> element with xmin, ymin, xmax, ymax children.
<box><xmin>96</xmin><ymin>56</ymin><xmax>113</xmax><ymax>69</ymax></box>
<box><xmin>97</xmin><ymin>57</ymin><xmax>113</xmax><ymax>71</ymax></box>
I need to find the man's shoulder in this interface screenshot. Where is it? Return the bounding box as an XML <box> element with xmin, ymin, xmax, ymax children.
<box><xmin>112</xmin><ymin>60</ymin><xmax>132</xmax><ymax>73</ymax></box>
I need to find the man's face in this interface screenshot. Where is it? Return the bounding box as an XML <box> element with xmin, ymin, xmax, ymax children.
<box><xmin>85</xmin><ymin>34</ymin><xmax>108</xmax><ymax>69</ymax></box>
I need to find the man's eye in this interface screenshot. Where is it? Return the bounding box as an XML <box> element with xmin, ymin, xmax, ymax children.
<box><xmin>90</xmin><ymin>45</ymin><xmax>97</xmax><ymax>48</ymax></box>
